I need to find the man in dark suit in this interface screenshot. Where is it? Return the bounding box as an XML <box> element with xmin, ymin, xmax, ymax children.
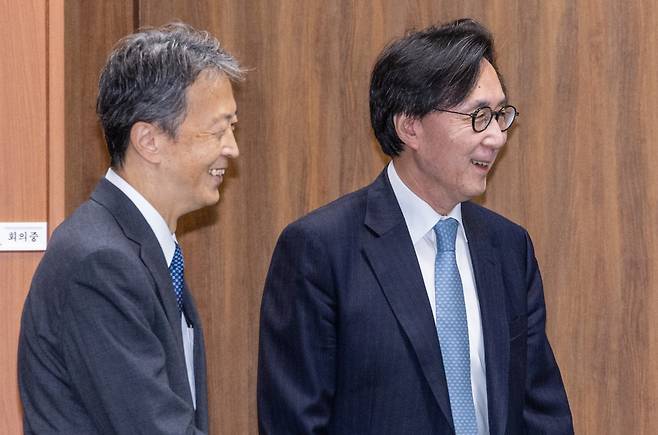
<box><xmin>18</xmin><ymin>23</ymin><xmax>244</xmax><ymax>434</ymax></box>
<box><xmin>258</xmin><ymin>19</ymin><xmax>573</xmax><ymax>434</ymax></box>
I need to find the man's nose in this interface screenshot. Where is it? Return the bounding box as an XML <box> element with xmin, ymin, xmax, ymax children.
<box><xmin>223</xmin><ymin>129</ymin><xmax>239</xmax><ymax>158</ymax></box>
<box><xmin>482</xmin><ymin>120</ymin><xmax>507</xmax><ymax>149</ymax></box>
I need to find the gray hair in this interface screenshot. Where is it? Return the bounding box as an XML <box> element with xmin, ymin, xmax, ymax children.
<box><xmin>97</xmin><ymin>22</ymin><xmax>245</xmax><ymax>167</ymax></box>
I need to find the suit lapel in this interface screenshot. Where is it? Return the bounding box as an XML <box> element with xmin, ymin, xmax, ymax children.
<box><xmin>362</xmin><ymin>171</ymin><xmax>455</xmax><ymax>428</ymax></box>
<box><xmin>462</xmin><ymin>202</ymin><xmax>509</xmax><ymax>435</ymax></box>
<box><xmin>90</xmin><ymin>179</ymin><xmax>186</xmax><ymax>354</ymax></box>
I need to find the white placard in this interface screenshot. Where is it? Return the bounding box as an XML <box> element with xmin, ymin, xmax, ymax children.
<box><xmin>0</xmin><ymin>222</ymin><xmax>48</xmax><ymax>251</ymax></box>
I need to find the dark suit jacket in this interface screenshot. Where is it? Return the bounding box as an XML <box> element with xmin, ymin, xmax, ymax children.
<box><xmin>18</xmin><ymin>179</ymin><xmax>209</xmax><ymax>434</ymax></box>
<box><xmin>258</xmin><ymin>170</ymin><xmax>573</xmax><ymax>434</ymax></box>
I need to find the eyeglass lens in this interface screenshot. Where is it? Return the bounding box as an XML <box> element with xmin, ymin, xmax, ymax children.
<box><xmin>473</xmin><ymin>106</ymin><xmax>516</xmax><ymax>132</ymax></box>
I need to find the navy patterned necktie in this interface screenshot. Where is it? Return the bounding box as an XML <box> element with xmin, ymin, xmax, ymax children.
<box><xmin>434</xmin><ymin>218</ymin><xmax>478</xmax><ymax>435</ymax></box>
<box><xmin>169</xmin><ymin>243</ymin><xmax>185</xmax><ymax>313</ymax></box>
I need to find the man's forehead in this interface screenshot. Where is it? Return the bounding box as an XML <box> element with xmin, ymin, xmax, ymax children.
<box><xmin>460</xmin><ymin>60</ymin><xmax>506</xmax><ymax>107</ymax></box>
<box><xmin>181</xmin><ymin>71</ymin><xmax>237</xmax><ymax>127</ymax></box>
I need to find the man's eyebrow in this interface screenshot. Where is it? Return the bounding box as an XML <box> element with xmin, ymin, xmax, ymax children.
<box><xmin>494</xmin><ymin>98</ymin><xmax>508</xmax><ymax>108</ymax></box>
<box><xmin>209</xmin><ymin>112</ymin><xmax>238</xmax><ymax>126</ymax></box>
<box><xmin>466</xmin><ymin>98</ymin><xmax>508</xmax><ymax>110</ymax></box>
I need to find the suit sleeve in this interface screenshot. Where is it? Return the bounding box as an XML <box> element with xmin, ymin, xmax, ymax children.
<box><xmin>258</xmin><ymin>223</ymin><xmax>337</xmax><ymax>434</ymax></box>
<box><xmin>522</xmin><ymin>231</ymin><xmax>574</xmax><ymax>434</ymax></box>
<box><xmin>61</xmin><ymin>248</ymin><xmax>205</xmax><ymax>435</ymax></box>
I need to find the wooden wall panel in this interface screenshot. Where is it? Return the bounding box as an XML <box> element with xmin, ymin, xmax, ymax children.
<box><xmin>0</xmin><ymin>1</ymin><xmax>48</xmax><ymax>220</ymax></box>
<box><xmin>482</xmin><ymin>3</ymin><xmax>658</xmax><ymax>433</ymax></box>
<box><xmin>63</xmin><ymin>0</ymin><xmax>135</xmax><ymax>214</ymax></box>
<box><xmin>49</xmin><ymin>0</ymin><xmax>66</xmax><ymax>228</ymax></box>
<box><xmin>57</xmin><ymin>0</ymin><xmax>658</xmax><ymax>433</ymax></box>
<box><xmin>0</xmin><ymin>1</ymin><xmax>48</xmax><ymax>433</ymax></box>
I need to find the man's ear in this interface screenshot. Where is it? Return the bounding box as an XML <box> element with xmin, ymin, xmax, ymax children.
<box><xmin>128</xmin><ymin>121</ymin><xmax>163</xmax><ymax>164</ymax></box>
<box><xmin>393</xmin><ymin>113</ymin><xmax>421</xmax><ymax>151</ymax></box>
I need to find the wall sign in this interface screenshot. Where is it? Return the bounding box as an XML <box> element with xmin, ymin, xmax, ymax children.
<box><xmin>0</xmin><ymin>222</ymin><xmax>48</xmax><ymax>251</ymax></box>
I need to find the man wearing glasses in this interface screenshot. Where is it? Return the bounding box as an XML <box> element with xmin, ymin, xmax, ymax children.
<box><xmin>258</xmin><ymin>19</ymin><xmax>573</xmax><ymax>434</ymax></box>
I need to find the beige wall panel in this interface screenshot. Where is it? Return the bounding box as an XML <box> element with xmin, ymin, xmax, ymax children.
<box><xmin>0</xmin><ymin>0</ymin><xmax>48</xmax><ymax>433</ymax></box>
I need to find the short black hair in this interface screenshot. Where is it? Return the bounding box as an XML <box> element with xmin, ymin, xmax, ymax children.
<box><xmin>97</xmin><ymin>22</ymin><xmax>245</xmax><ymax>167</ymax></box>
<box><xmin>369</xmin><ymin>18</ymin><xmax>502</xmax><ymax>156</ymax></box>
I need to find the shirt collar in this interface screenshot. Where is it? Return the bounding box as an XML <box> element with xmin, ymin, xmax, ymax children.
<box><xmin>105</xmin><ymin>168</ymin><xmax>177</xmax><ymax>265</ymax></box>
<box><xmin>387</xmin><ymin>161</ymin><xmax>467</xmax><ymax>244</ymax></box>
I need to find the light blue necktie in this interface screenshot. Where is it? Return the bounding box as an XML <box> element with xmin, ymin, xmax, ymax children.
<box><xmin>169</xmin><ymin>243</ymin><xmax>185</xmax><ymax>313</ymax></box>
<box><xmin>434</xmin><ymin>218</ymin><xmax>478</xmax><ymax>435</ymax></box>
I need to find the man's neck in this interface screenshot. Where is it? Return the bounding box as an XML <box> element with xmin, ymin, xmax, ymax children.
<box><xmin>113</xmin><ymin>165</ymin><xmax>179</xmax><ymax>232</ymax></box>
<box><xmin>391</xmin><ymin>159</ymin><xmax>459</xmax><ymax>216</ymax></box>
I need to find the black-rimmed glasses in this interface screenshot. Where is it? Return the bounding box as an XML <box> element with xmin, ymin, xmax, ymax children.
<box><xmin>435</xmin><ymin>105</ymin><xmax>518</xmax><ymax>133</ymax></box>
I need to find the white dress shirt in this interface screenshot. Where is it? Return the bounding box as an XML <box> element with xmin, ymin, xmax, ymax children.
<box><xmin>387</xmin><ymin>162</ymin><xmax>489</xmax><ymax>434</ymax></box>
<box><xmin>105</xmin><ymin>168</ymin><xmax>196</xmax><ymax>409</ymax></box>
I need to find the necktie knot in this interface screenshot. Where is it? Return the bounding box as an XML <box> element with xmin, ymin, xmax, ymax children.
<box><xmin>169</xmin><ymin>244</ymin><xmax>185</xmax><ymax>313</ymax></box>
<box><xmin>434</xmin><ymin>217</ymin><xmax>459</xmax><ymax>252</ymax></box>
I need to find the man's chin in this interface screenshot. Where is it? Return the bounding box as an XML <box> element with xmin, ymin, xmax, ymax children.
<box><xmin>211</xmin><ymin>189</ymin><xmax>223</xmax><ymax>204</ymax></box>
<box><xmin>189</xmin><ymin>192</ymin><xmax>221</xmax><ymax>213</ymax></box>
<box><xmin>204</xmin><ymin>193</ymin><xmax>221</xmax><ymax>207</ymax></box>
<box><xmin>464</xmin><ymin>182</ymin><xmax>487</xmax><ymax>200</ymax></box>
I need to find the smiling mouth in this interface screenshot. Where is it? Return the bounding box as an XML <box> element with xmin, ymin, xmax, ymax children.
<box><xmin>471</xmin><ymin>159</ymin><xmax>491</xmax><ymax>169</ymax></box>
<box><xmin>208</xmin><ymin>168</ymin><xmax>225</xmax><ymax>176</ymax></box>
